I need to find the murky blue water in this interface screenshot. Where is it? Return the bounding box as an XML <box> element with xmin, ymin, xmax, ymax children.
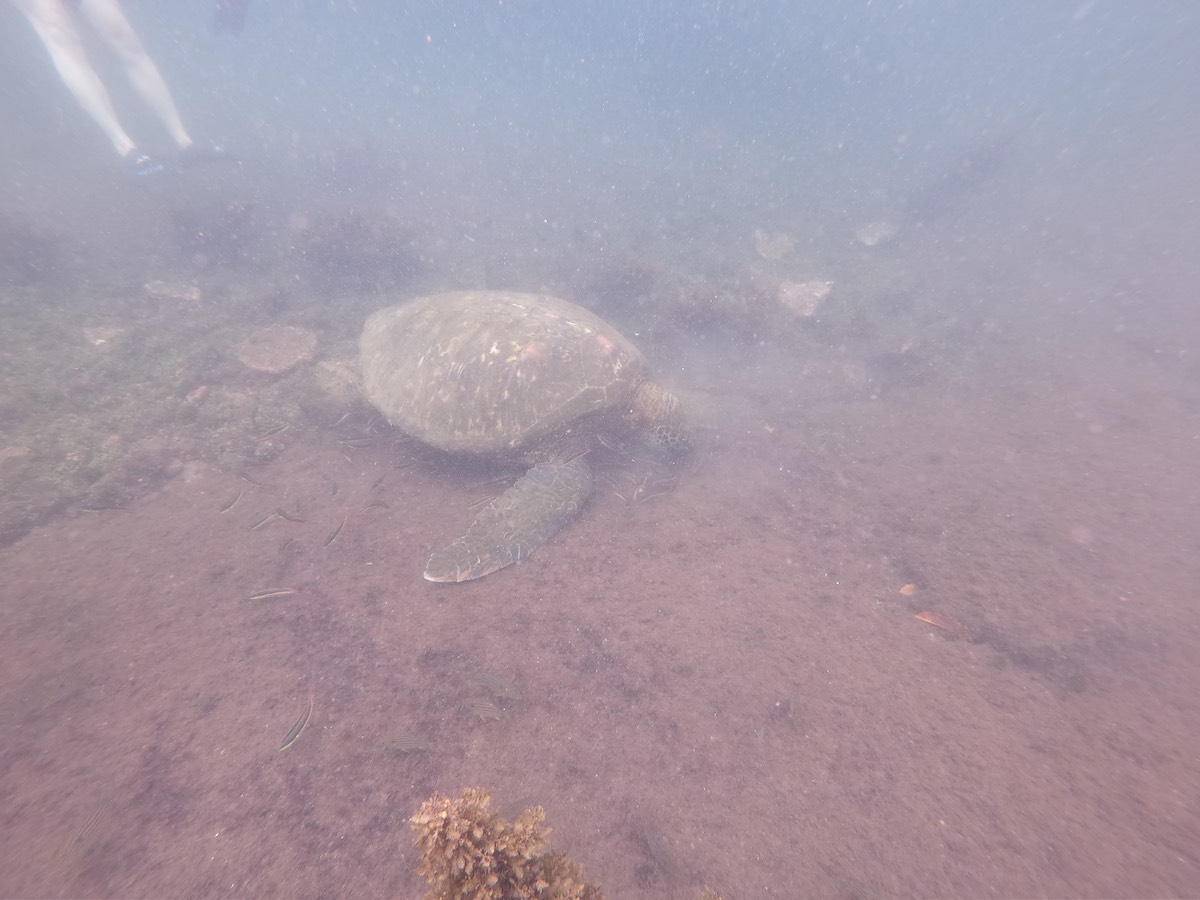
<box><xmin>2</xmin><ymin>2</ymin><xmax>1198</xmax><ymax>897</ymax></box>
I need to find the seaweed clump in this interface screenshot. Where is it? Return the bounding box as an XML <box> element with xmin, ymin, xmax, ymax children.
<box><xmin>411</xmin><ymin>787</ymin><xmax>603</xmax><ymax>900</ymax></box>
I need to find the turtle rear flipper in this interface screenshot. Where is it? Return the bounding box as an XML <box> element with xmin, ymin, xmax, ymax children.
<box><xmin>424</xmin><ymin>460</ymin><xmax>593</xmax><ymax>582</ymax></box>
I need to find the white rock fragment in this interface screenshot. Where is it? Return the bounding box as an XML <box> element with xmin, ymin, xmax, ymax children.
<box><xmin>83</xmin><ymin>325</ymin><xmax>124</xmax><ymax>346</ymax></box>
<box><xmin>855</xmin><ymin>220</ymin><xmax>898</xmax><ymax>247</ymax></box>
<box><xmin>754</xmin><ymin>229</ymin><xmax>795</xmax><ymax>261</ymax></box>
<box><xmin>236</xmin><ymin>325</ymin><xmax>318</xmax><ymax>375</ymax></box>
<box><xmin>777</xmin><ymin>279</ymin><xmax>833</xmax><ymax>317</ymax></box>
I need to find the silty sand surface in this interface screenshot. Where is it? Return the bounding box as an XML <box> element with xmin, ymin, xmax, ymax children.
<box><xmin>1</xmin><ymin>327</ymin><xmax>1197</xmax><ymax>899</ymax></box>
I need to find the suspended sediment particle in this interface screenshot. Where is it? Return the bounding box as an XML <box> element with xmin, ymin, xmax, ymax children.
<box><xmin>143</xmin><ymin>280</ymin><xmax>201</xmax><ymax>303</ymax></box>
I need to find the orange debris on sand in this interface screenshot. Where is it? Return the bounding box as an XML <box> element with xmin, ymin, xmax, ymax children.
<box><xmin>898</xmin><ymin>583</ymin><xmax>917</xmax><ymax>596</ymax></box>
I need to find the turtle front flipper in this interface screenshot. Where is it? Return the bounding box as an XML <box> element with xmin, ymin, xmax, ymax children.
<box><xmin>424</xmin><ymin>459</ymin><xmax>593</xmax><ymax>583</ymax></box>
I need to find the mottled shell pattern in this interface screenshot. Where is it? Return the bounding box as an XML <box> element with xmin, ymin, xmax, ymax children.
<box><xmin>359</xmin><ymin>291</ymin><xmax>650</xmax><ymax>455</ymax></box>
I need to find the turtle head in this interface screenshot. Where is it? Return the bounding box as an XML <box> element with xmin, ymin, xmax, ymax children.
<box><xmin>626</xmin><ymin>382</ymin><xmax>691</xmax><ymax>457</ymax></box>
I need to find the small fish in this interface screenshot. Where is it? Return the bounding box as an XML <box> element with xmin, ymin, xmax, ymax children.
<box><xmin>361</xmin><ymin>499</ymin><xmax>389</xmax><ymax>511</ymax></box>
<box><xmin>632</xmin><ymin>475</ymin><xmax>675</xmax><ymax>504</ymax></box>
<box><xmin>640</xmin><ymin>826</ymin><xmax>684</xmax><ymax>879</ymax></box>
<box><xmin>468</xmin><ymin>699</ymin><xmax>504</xmax><ymax>722</ymax></box>
<box><xmin>474</xmin><ymin>670</ymin><xmax>520</xmax><ymax>701</ymax></box>
<box><xmin>274</xmin><ymin>507</ymin><xmax>307</xmax><ymax>524</ymax></box>
<box><xmin>385</xmin><ymin>731</ymin><xmax>429</xmax><ymax>754</ymax></box>
<box><xmin>249</xmin><ymin>511</ymin><xmax>278</xmax><ymax>530</ymax></box>
<box><xmin>50</xmin><ymin>799</ymin><xmax>112</xmax><ymax>873</ymax></box>
<box><xmin>595</xmin><ymin>433</ymin><xmax>622</xmax><ymax>452</ymax></box>
<box><xmin>331</xmin><ymin>411</ymin><xmax>353</xmax><ymax>427</ymax></box>
<box><xmin>497</xmin><ymin>795</ymin><xmax>540</xmax><ymax>823</ymax></box>
<box><xmin>57</xmin><ymin>660</ymin><xmax>84</xmax><ymax>692</ymax></box>
<box><xmin>22</xmin><ymin>661</ymin><xmax>85</xmax><ymax>711</ymax></box>
<box><xmin>254</xmin><ymin>424</ymin><xmax>289</xmax><ymax>442</ymax></box>
<box><xmin>370</xmin><ymin>473</ymin><xmax>387</xmax><ymax>490</ymax></box>
<box><xmin>339</xmin><ymin>437</ymin><xmax>373</xmax><ymax>449</ymax></box>
<box><xmin>219</xmin><ymin>489</ymin><xmax>243</xmax><ymax>513</ymax></box>
<box><xmin>249</xmin><ymin>588</ymin><xmax>297</xmax><ymax>601</ymax></box>
<box><xmin>324</xmin><ymin>516</ymin><xmax>347</xmax><ymax>547</ymax></box>
<box><xmin>280</xmin><ymin>693</ymin><xmax>314</xmax><ymax>751</ymax></box>
<box><xmin>239</xmin><ymin>471</ymin><xmax>269</xmax><ymax>487</ymax></box>
<box><xmin>915</xmin><ymin>610</ymin><xmax>972</xmax><ymax>641</ymax></box>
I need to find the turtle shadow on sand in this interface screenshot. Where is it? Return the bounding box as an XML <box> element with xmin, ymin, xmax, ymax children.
<box><xmin>359</xmin><ymin>290</ymin><xmax>691</xmax><ymax>583</ymax></box>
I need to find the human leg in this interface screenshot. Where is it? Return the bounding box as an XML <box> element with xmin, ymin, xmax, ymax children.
<box><xmin>10</xmin><ymin>0</ymin><xmax>137</xmax><ymax>156</ymax></box>
<box><xmin>78</xmin><ymin>0</ymin><xmax>193</xmax><ymax>150</ymax></box>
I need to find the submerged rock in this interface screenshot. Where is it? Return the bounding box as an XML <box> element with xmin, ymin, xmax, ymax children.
<box><xmin>236</xmin><ymin>325</ymin><xmax>317</xmax><ymax>375</ymax></box>
<box><xmin>855</xmin><ymin>220</ymin><xmax>898</xmax><ymax>247</ymax></box>
<box><xmin>753</xmin><ymin>228</ymin><xmax>795</xmax><ymax>261</ymax></box>
<box><xmin>777</xmin><ymin>279</ymin><xmax>833</xmax><ymax>317</ymax></box>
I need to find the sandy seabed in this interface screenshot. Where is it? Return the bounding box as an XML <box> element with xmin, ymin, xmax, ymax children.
<box><xmin>1</xmin><ymin>311</ymin><xmax>1197</xmax><ymax>900</ymax></box>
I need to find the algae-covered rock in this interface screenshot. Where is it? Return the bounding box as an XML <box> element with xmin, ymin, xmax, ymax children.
<box><xmin>410</xmin><ymin>787</ymin><xmax>603</xmax><ymax>900</ymax></box>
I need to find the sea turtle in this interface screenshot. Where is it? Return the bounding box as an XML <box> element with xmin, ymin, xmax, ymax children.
<box><xmin>359</xmin><ymin>290</ymin><xmax>689</xmax><ymax>583</ymax></box>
